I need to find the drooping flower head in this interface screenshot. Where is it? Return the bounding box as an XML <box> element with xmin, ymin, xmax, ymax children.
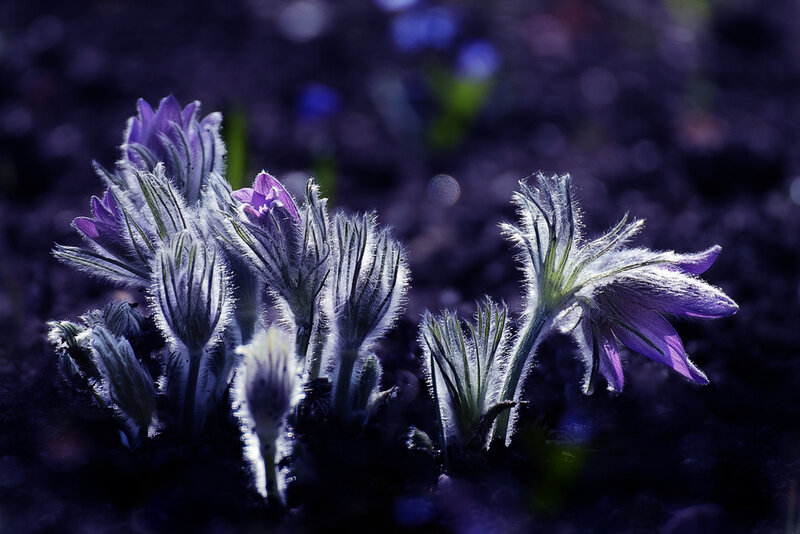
<box><xmin>569</xmin><ymin>245</ymin><xmax>735</xmax><ymax>393</ymax></box>
<box><xmin>504</xmin><ymin>173</ymin><xmax>738</xmax><ymax>393</ymax></box>
<box><xmin>232</xmin><ymin>171</ymin><xmax>300</xmax><ymax>223</ymax></box>
<box><xmin>55</xmin><ymin>165</ymin><xmax>192</xmax><ymax>288</ymax></box>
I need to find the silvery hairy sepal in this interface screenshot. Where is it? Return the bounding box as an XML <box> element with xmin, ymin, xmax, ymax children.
<box><xmin>328</xmin><ymin>212</ymin><xmax>409</xmax><ymax>414</ymax></box>
<box><xmin>152</xmin><ymin>230</ymin><xmax>233</xmax><ymax>436</ymax></box>
<box><xmin>223</xmin><ymin>173</ymin><xmax>331</xmax><ymax>370</ymax></box>
<box><xmin>420</xmin><ymin>298</ymin><xmax>512</xmax><ymax>450</ymax></box>
<box><xmin>47</xmin><ymin>301</ymin><xmax>146</xmax><ymax>383</ymax></box>
<box><xmin>54</xmin><ymin>165</ymin><xmax>191</xmax><ymax>289</ymax></box>
<box><xmin>96</xmin><ymin>95</ymin><xmax>226</xmax><ymax>205</ymax></box>
<box><xmin>89</xmin><ymin>326</ymin><xmax>157</xmax><ymax>449</ymax></box>
<box><xmin>493</xmin><ymin>173</ymin><xmax>737</xmax><ymax>444</ymax></box>
<box><xmin>233</xmin><ymin>326</ymin><xmax>301</xmax><ymax>501</ymax></box>
<box><xmin>195</xmin><ymin>172</ymin><xmax>263</xmax><ymax>343</ymax></box>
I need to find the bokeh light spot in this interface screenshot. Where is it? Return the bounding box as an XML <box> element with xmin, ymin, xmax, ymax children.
<box><xmin>428</xmin><ymin>174</ymin><xmax>460</xmax><ymax>207</ymax></box>
<box><xmin>457</xmin><ymin>40</ymin><xmax>500</xmax><ymax>80</ymax></box>
<box><xmin>278</xmin><ymin>1</ymin><xmax>330</xmax><ymax>42</ymax></box>
<box><xmin>374</xmin><ymin>0</ymin><xmax>417</xmax><ymax>12</ymax></box>
<box><xmin>631</xmin><ymin>140</ymin><xmax>661</xmax><ymax>173</ymax></box>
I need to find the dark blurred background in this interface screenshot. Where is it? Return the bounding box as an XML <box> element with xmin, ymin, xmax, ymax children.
<box><xmin>1</xmin><ymin>0</ymin><xmax>799</xmax><ymax>532</ymax></box>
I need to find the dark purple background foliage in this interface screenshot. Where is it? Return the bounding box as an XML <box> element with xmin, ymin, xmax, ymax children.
<box><xmin>1</xmin><ymin>0</ymin><xmax>799</xmax><ymax>532</ymax></box>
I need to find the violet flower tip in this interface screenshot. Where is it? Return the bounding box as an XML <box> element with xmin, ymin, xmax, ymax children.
<box><xmin>73</xmin><ymin>217</ymin><xmax>99</xmax><ymax>239</ymax></box>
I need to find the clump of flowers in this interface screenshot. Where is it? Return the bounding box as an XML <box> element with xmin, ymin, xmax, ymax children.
<box><xmin>49</xmin><ymin>98</ymin><xmax>737</xmax><ymax>505</ymax></box>
<box><xmin>49</xmin><ymin>96</ymin><xmax>410</xmax><ymax>492</ymax></box>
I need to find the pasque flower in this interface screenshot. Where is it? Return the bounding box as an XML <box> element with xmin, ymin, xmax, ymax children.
<box><xmin>100</xmin><ymin>95</ymin><xmax>226</xmax><ymax>205</ymax></box>
<box><xmin>420</xmin><ymin>298</ymin><xmax>512</xmax><ymax>449</ymax></box>
<box><xmin>568</xmin><ymin>245</ymin><xmax>736</xmax><ymax>392</ymax></box>
<box><xmin>493</xmin><ymin>173</ymin><xmax>737</xmax><ymax>442</ymax></box>
<box><xmin>233</xmin><ymin>326</ymin><xmax>300</xmax><ymax>501</ymax></box>
<box><xmin>223</xmin><ymin>173</ymin><xmax>330</xmax><ymax>370</ymax></box>
<box><xmin>232</xmin><ymin>171</ymin><xmax>300</xmax><ymax>222</ymax></box>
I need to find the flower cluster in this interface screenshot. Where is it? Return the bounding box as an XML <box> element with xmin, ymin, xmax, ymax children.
<box><xmin>50</xmin><ymin>98</ymin><xmax>737</xmax><ymax>503</ymax></box>
<box><xmin>50</xmin><ymin>97</ymin><xmax>410</xmax><ymax>501</ymax></box>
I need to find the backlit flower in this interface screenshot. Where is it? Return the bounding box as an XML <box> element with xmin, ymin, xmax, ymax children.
<box><xmin>232</xmin><ymin>171</ymin><xmax>300</xmax><ymax>222</ymax></box>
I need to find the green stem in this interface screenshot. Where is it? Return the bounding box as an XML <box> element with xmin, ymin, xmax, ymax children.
<box><xmin>492</xmin><ymin>310</ymin><xmax>552</xmax><ymax>444</ymax></box>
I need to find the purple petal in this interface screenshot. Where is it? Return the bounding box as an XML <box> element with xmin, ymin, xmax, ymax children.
<box><xmin>252</xmin><ymin>172</ymin><xmax>300</xmax><ymax>220</ymax></box>
<box><xmin>232</xmin><ymin>187</ymin><xmax>254</xmax><ymax>204</ymax></box>
<box><xmin>251</xmin><ymin>190</ymin><xmax>268</xmax><ymax>211</ymax></box>
<box><xmin>611</xmin><ymin>306</ymin><xmax>708</xmax><ymax>384</ymax></box>
<box><xmin>181</xmin><ymin>100</ymin><xmax>200</xmax><ymax>125</ymax></box>
<box><xmin>252</xmin><ymin>172</ymin><xmax>281</xmax><ymax>196</ymax></box>
<box><xmin>596</xmin><ymin>321</ymin><xmax>624</xmax><ymax>391</ymax></box>
<box><xmin>74</xmin><ymin>217</ymin><xmax>99</xmax><ymax>239</ymax></box>
<box><xmin>137</xmin><ymin>98</ymin><xmax>155</xmax><ymax>125</ymax></box>
<box><xmin>671</xmin><ymin>245</ymin><xmax>721</xmax><ymax>275</ymax></box>
<box><xmin>128</xmin><ymin>99</ymin><xmax>154</xmax><ymax>144</ymax></box>
<box><xmin>101</xmin><ymin>190</ymin><xmax>120</xmax><ymax>218</ymax></box>
<box><xmin>614</xmin><ymin>272</ymin><xmax>738</xmax><ymax>319</ymax></box>
<box><xmin>152</xmin><ymin>96</ymin><xmax>182</xmax><ymax>139</ymax></box>
<box><xmin>91</xmin><ymin>196</ymin><xmax>116</xmax><ymax>225</ymax></box>
<box><xmin>199</xmin><ymin>111</ymin><xmax>222</xmax><ymax>131</ymax></box>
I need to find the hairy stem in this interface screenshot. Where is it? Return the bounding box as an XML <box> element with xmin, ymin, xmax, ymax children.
<box><xmin>305</xmin><ymin>318</ymin><xmax>327</xmax><ymax>379</ymax></box>
<box><xmin>493</xmin><ymin>310</ymin><xmax>552</xmax><ymax>444</ymax></box>
<box><xmin>260</xmin><ymin>440</ymin><xmax>281</xmax><ymax>506</ymax></box>
<box><xmin>182</xmin><ymin>347</ymin><xmax>203</xmax><ymax>437</ymax></box>
<box><xmin>295</xmin><ymin>319</ymin><xmax>312</xmax><ymax>364</ymax></box>
<box><xmin>333</xmin><ymin>348</ymin><xmax>358</xmax><ymax>414</ymax></box>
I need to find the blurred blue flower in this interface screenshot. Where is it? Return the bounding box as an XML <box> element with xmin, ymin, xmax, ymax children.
<box><xmin>374</xmin><ymin>0</ymin><xmax>417</xmax><ymax>12</ymax></box>
<box><xmin>391</xmin><ymin>7</ymin><xmax>457</xmax><ymax>52</ymax></box>
<box><xmin>457</xmin><ymin>40</ymin><xmax>500</xmax><ymax>80</ymax></box>
<box><xmin>297</xmin><ymin>83</ymin><xmax>341</xmax><ymax>121</ymax></box>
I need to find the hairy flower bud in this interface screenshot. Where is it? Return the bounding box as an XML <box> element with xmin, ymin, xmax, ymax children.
<box><xmin>420</xmin><ymin>298</ymin><xmax>510</xmax><ymax>447</ymax></box>
<box><xmin>233</xmin><ymin>326</ymin><xmax>300</xmax><ymax>499</ymax></box>
<box><xmin>90</xmin><ymin>327</ymin><xmax>156</xmax><ymax>448</ymax></box>
<box><xmin>153</xmin><ymin>231</ymin><xmax>232</xmax><ymax>352</ymax></box>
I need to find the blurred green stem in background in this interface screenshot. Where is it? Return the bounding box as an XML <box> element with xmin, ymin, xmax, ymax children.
<box><xmin>225</xmin><ymin>106</ymin><xmax>249</xmax><ymax>191</ymax></box>
<box><xmin>311</xmin><ymin>143</ymin><xmax>337</xmax><ymax>204</ymax></box>
<box><xmin>427</xmin><ymin>67</ymin><xmax>493</xmax><ymax>151</ymax></box>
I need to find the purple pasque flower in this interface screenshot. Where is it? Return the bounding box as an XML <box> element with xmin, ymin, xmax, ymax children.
<box><xmin>109</xmin><ymin>96</ymin><xmax>225</xmax><ymax>205</ymax></box>
<box><xmin>55</xmin><ymin>188</ymin><xmax>152</xmax><ymax>287</ymax></box>
<box><xmin>232</xmin><ymin>171</ymin><xmax>300</xmax><ymax>223</ymax></box>
<box><xmin>572</xmin><ymin>249</ymin><xmax>736</xmax><ymax>393</ymax></box>
<box><xmin>503</xmin><ymin>173</ymin><xmax>737</xmax><ymax>394</ymax></box>
<box><xmin>73</xmin><ymin>189</ymin><xmax>122</xmax><ymax>246</ymax></box>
